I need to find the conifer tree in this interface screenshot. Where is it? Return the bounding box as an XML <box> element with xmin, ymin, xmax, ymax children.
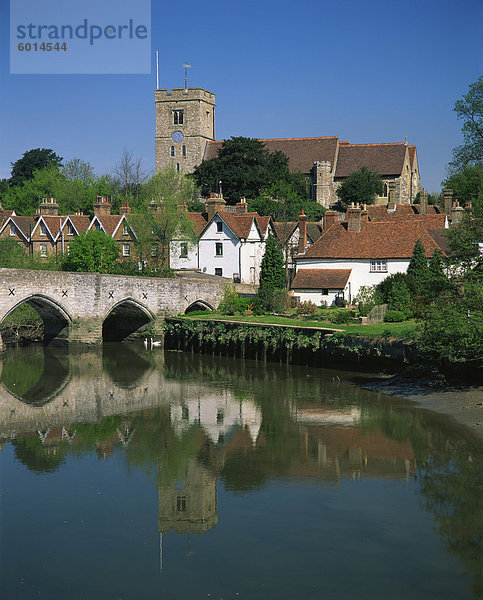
<box><xmin>406</xmin><ymin>239</ymin><xmax>430</xmax><ymax>297</ymax></box>
<box><xmin>428</xmin><ymin>249</ymin><xmax>448</xmax><ymax>296</ymax></box>
<box><xmin>259</xmin><ymin>234</ymin><xmax>285</xmax><ymax>289</ymax></box>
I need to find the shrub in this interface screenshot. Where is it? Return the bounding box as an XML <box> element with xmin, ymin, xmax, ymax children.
<box><xmin>296</xmin><ymin>301</ymin><xmax>318</xmax><ymax>316</ymax></box>
<box><xmin>218</xmin><ymin>284</ymin><xmax>252</xmax><ymax>315</ymax></box>
<box><xmin>330</xmin><ymin>310</ymin><xmax>355</xmax><ymax>324</ymax></box>
<box><xmin>353</xmin><ymin>285</ymin><xmax>376</xmax><ymax>316</ymax></box>
<box><xmin>384</xmin><ymin>310</ymin><xmax>407</xmax><ymax>323</ymax></box>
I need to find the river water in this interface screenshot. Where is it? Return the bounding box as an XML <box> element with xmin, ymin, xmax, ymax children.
<box><xmin>0</xmin><ymin>344</ymin><xmax>481</xmax><ymax>600</ymax></box>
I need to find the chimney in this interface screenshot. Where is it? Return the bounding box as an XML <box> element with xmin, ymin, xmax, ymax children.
<box><xmin>419</xmin><ymin>190</ymin><xmax>428</xmax><ymax>214</ymax></box>
<box><xmin>205</xmin><ymin>193</ymin><xmax>226</xmax><ymax>221</ymax></box>
<box><xmin>39</xmin><ymin>197</ymin><xmax>59</xmax><ymax>216</ymax></box>
<box><xmin>323</xmin><ymin>210</ymin><xmax>338</xmax><ymax>230</ymax></box>
<box><xmin>388</xmin><ymin>181</ymin><xmax>396</xmax><ymax>209</ymax></box>
<box><xmin>347</xmin><ymin>204</ymin><xmax>362</xmax><ymax>233</ymax></box>
<box><xmin>298</xmin><ymin>210</ymin><xmax>307</xmax><ymax>255</ymax></box>
<box><xmin>235</xmin><ymin>197</ymin><xmax>248</xmax><ymax>214</ymax></box>
<box><xmin>119</xmin><ymin>202</ymin><xmax>130</xmax><ymax>215</ymax></box>
<box><xmin>94</xmin><ymin>196</ymin><xmax>111</xmax><ymax>216</ymax></box>
<box><xmin>0</xmin><ymin>203</ymin><xmax>4</xmax><ymax>223</ymax></box>
<box><xmin>450</xmin><ymin>200</ymin><xmax>465</xmax><ymax>225</ymax></box>
<box><xmin>465</xmin><ymin>201</ymin><xmax>473</xmax><ymax>221</ymax></box>
<box><xmin>443</xmin><ymin>189</ymin><xmax>453</xmax><ymax>215</ymax></box>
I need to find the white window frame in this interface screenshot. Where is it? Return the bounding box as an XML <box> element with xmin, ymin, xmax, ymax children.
<box><xmin>40</xmin><ymin>223</ymin><xmax>47</xmax><ymax>236</ymax></box>
<box><xmin>39</xmin><ymin>243</ymin><xmax>48</xmax><ymax>257</ymax></box>
<box><xmin>370</xmin><ymin>259</ymin><xmax>387</xmax><ymax>272</ymax></box>
<box><xmin>123</xmin><ymin>224</ymin><xmax>129</xmax><ymax>235</ymax></box>
<box><xmin>67</xmin><ymin>222</ymin><xmax>75</xmax><ymax>235</ymax></box>
<box><xmin>179</xmin><ymin>242</ymin><xmax>188</xmax><ymax>258</ymax></box>
<box><xmin>123</xmin><ymin>244</ymin><xmax>130</xmax><ymax>257</ymax></box>
<box><xmin>9</xmin><ymin>224</ymin><xmax>16</xmax><ymax>236</ymax></box>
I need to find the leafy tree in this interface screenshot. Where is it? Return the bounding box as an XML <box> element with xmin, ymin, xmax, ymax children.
<box><xmin>10</xmin><ymin>148</ymin><xmax>63</xmax><ymax>186</ymax></box>
<box><xmin>335</xmin><ymin>167</ymin><xmax>383</xmax><ymax>210</ymax></box>
<box><xmin>62</xmin><ymin>230</ymin><xmax>119</xmax><ymax>273</ymax></box>
<box><xmin>1</xmin><ymin>166</ymin><xmax>63</xmax><ymax>215</ymax></box>
<box><xmin>428</xmin><ymin>249</ymin><xmax>448</xmax><ymax>296</ymax></box>
<box><xmin>449</xmin><ymin>76</ymin><xmax>483</xmax><ymax>172</ymax></box>
<box><xmin>248</xmin><ymin>181</ymin><xmax>325</xmax><ymax>221</ymax></box>
<box><xmin>128</xmin><ymin>166</ymin><xmax>198</xmax><ymax>270</ymax></box>
<box><xmin>441</xmin><ymin>164</ymin><xmax>482</xmax><ymax>218</ymax></box>
<box><xmin>62</xmin><ymin>157</ymin><xmax>95</xmax><ymax>181</ymax></box>
<box><xmin>375</xmin><ymin>272</ymin><xmax>412</xmax><ymax>316</ymax></box>
<box><xmin>406</xmin><ymin>239</ymin><xmax>430</xmax><ymax>299</ymax></box>
<box><xmin>444</xmin><ymin>219</ymin><xmax>482</xmax><ymax>279</ymax></box>
<box><xmin>0</xmin><ymin>237</ymin><xmax>28</xmax><ymax>267</ymax></box>
<box><xmin>192</xmin><ymin>137</ymin><xmax>298</xmax><ymax>202</ymax></box>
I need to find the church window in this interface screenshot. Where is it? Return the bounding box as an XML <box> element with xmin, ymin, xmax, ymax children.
<box><xmin>182</xmin><ymin>145</ymin><xmax>186</xmax><ymax>157</ymax></box>
<box><xmin>176</xmin><ymin>163</ymin><xmax>180</xmax><ymax>172</ymax></box>
<box><xmin>173</xmin><ymin>110</ymin><xmax>184</xmax><ymax>125</ymax></box>
<box><xmin>170</xmin><ymin>146</ymin><xmax>175</xmax><ymax>157</ymax></box>
<box><xmin>176</xmin><ymin>496</ymin><xmax>187</xmax><ymax>512</ymax></box>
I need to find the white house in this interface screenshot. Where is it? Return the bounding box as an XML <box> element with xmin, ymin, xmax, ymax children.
<box><xmin>170</xmin><ymin>195</ymin><xmax>273</xmax><ymax>284</ymax></box>
<box><xmin>292</xmin><ymin>205</ymin><xmax>448</xmax><ymax>306</ymax></box>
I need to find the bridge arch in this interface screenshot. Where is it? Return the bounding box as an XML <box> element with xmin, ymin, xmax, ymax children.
<box><xmin>185</xmin><ymin>300</ymin><xmax>215</xmax><ymax>314</ymax></box>
<box><xmin>102</xmin><ymin>297</ymin><xmax>155</xmax><ymax>342</ymax></box>
<box><xmin>1</xmin><ymin>294</ymin><xmax>72</xmax><ymax>345</ymax></box>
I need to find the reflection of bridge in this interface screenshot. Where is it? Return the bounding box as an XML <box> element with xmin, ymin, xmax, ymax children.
<box><xmin>0</xmin><ymin>268</ymin><xmax>255</xmax><ymax>349</ymax></box>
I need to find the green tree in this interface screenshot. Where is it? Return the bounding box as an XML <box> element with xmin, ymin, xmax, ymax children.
<box><xmin>128</xmin><ymin>166</ymin><xmax>198</xmax><ymax>270</ymax></box>
<box><xmin>444</xmin><ymin>219</ymin><xmax>482</xmax><ymax>279</ymax></box>
<box><xmin>335</xmin><ymin>167</ymin><xmax>383</xmax><ymax>211</ymax></box>
<box><xmin>1</xmin><ymin>166</ymin><xmax>64</xmax><ymax>215</ymax></box>
<box><xmin>406</xmin><ymin>239</ymin><xmax>430</xmax><ymax>299</ymax></box>
<box><xmin>62</xmin><ymin>230</ymin><xmax>119</xmax><ymax>273</ymax></box>
<box><xmin>449</xmin><ymin>76</ymin><xmax>483</xmax><ymax>172</ymax></box>
<box><xmin>441</xmin><ymin>164</ymin><xmax>482</xmax><ymax>218</ymax></box>
<box><xmin>248</xmin><ymin>181</ymin><xmax>325</xmax><ymax>221</ymax></box>
<box><xmin>428</xmin><ymin>248</ymin><xmax>448</xmax><ymax>296</ymax></box>
<box><xmin>192</xmin><ymin>137</ymin><xmax>297</xmax><ymax>202</ymax></box>
<box><xmin>9</xmin><ymin>148</ymin><xmax>63</xmax><ymax>186</ymax></box>
<box><xmin>259</xmin><ymin>234</ymin><xmax>285</xmax><ymax>290</ymax></box>
<box><xmin>62</xmin><ymin>157</ymin><xmax>95</xmax><ymax>181</ymax></box>
<box><xmin>0</xmin><ymin>237</ymin><xmax>28</xmax><ymax>267</ymax></box>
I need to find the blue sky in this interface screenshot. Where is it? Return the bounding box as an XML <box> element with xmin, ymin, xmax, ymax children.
<box><xmin>1</xmin><ymin>0</ymin><xmax>481</xmax><ymax>193</ymax></box>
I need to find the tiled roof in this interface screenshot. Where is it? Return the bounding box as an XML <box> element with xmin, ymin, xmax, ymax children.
<box><xmin>307</xmin><ymin>222</ymin><xmax>323</xmax><ymax>242</ymax></box>
<box><xmin>364</xmin><ymin>205</ymin><xmax>446</xmax><ymax>227</ymax></box>
<box><xmin>255</xmin><ymin>215</ymin><xmax>271</xmax><ymax>236</ymax></box>
<box><xmin>40</xmin><ymin>216</ymin><xmax>64</xmax><ymax>238</ymax></box>
<box><xmin>273</xmin><ymin>221</ymin><xmax>323</xmax><ymax>245</ymax></box>
<box><xmin>7</xmin><ymin>216</ymin><xmax>35</xmax><ymax>239</ymax></box>
<box><xmin>188</xmin><ymin>212</ymin><xmax>207</xmax><ymax>236</ymax></box>
<box><xmin>204</xmin><ymin>137</ymin><xmax>339</xmax><ymax>173</ymax></box>
<box><xmin>66</xmin><ymin>215</ymin><xmax>91</xmax><ymax>234</ymax></box>
<box><xmin>302</xmin><ymin>220</ymin><xmax>447</xmax><ymax>260</ymax></box>
<box><xmin>218</xmin><ymin>212</ymin><xmax>259</xmax><ymax>239</ymax></box>
<box><xmin>408</xmin><ymin>145</ymin><xmax>416</xmax><ymax>168</ymax></box>
<box><xmin>291</xmin><ymin>268</ymin><xmax>352</xmax><ymax>289</ymax></box>
<box><xmin>335</xmin><ymin>143</ymin><xmax>407</xmax><ymax>178</ymax></box>
<box><xmin>93</xmin><ymin>215</ymin><xmax>124</xmax><ymax>236</ymax></box>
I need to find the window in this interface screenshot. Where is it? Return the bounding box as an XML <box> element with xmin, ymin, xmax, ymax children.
<box><xmin>123</xmin><ymin>244</ymin><xmax>130</xmax><ymax>257</ymax></box>
<box><xmin>215</xmin><ymin>242</ymin><xmax>223</xmax><ymax>256</ymax></box>
<box><xmin>173</xmin><ymin>110</ymin><xmax>184</xmax><ymax>125</ymax></box>
<box><xmin>176</xmin><ymin>496</ymin><xmax>187</xmax><ymax>512</ymax></box>
<box><xmin>321</xmin><ymin>288</ymin><xmax>329</xmax><ymax>295</ymax></box>
<box><xmin>382</xmin><ymin>183</ymin><xmax>388</xmax><ymax>197</ymax></box>
<box><xmin>151</xmin><ymin>244</ymin><xmax>158</xmax><ymax>257</ymax></box>
<box><xmin>123</xmin><ymin>225</ymin><xmax>129</xmax><ymax>235</ymax></box>
<box><xmin>9</xmin><ymin>224</ymin><xmax>15</xmax><ymax>236</ymax></box>
<box><xmin>180</xmin><ymin>242</ymin><xmax>188</xmax><ymax>257</ymax></box>
<box><xmin>96</xmin><ymin>222</ymin><xmax>102</xmax><ymax>231</ymax></box>
<box><xmin>182</xmin><ymin>145</ymin><xmax>186</xmax><ymax>157</ymax></box>
<box><xmin>216</xmin><ymin>410</ymin><xmax>224</xmax><ymax>424</ymax></box>
<box><xmin>176</xmin><ymin>163</ymin><xmax>180</xmax><ymax>172</ymax></box>
<box><xmin>370</xmin><ymin>259</ymin><xmax>387</xmax><ymax>272</ymax></box>
<box><xmin>67</xmin><ymin>222</ymin><xmax>75</xmax><ymax>235</ymax></box>
<box><xmin>216</xmin><ymin>221</ymin><xmax>223</xmax><ymax>233</ymax></box>
<box><xmin>40</xmin><ymin>243</ymin><xmax>47</xmax><ymax>257</ymax></box>
<box><xmin>170</xmin><ymin>146</ymin><xmax>175</xmax><ymax>157</ymax></box>
<box><xmin>40</xmin><ymin>223</ymin><xmax>47</xmax><ymax>236</ymax></box>
<box><xmin>215</xmin><ymin>268</ymin><xmax>223</xmax><ymax>277</ymax></box>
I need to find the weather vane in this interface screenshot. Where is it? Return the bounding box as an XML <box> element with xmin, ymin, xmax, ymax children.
<box><xmin>183</xmin><ymin>62</ymin><xmax>191</xmax><ymax>91</ymax></box>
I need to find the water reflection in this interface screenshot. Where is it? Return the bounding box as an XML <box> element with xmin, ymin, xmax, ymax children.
<box><xmin>0</xmin><ymin>347</ymin><xmax>481</xmax><ymax>597</ymax></box>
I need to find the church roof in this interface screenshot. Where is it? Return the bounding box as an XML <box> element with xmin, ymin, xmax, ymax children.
<box><xmin>291</xmin><ymin>268</ymin><xmax>351</xmax><ymax>289</ymax></box>
<box><xmin>301</xmin><ymin>220</ymin><xmax>447</xmax><ymax>260</ymax></box>
<box><xmin>204</xmin><ymin>137</ymin><xmax>339</xmax><ymax>173</ymax></box>
<box><xmin>334</xmin><ymin>143</ymin><xmax>408</xmax><ymax>178</ymax></box>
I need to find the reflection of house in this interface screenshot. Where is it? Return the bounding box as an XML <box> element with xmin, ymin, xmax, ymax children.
<box><xmin>170</xmin><ymin>391</ymin><xmax>262</xmax><ymax>446</ymax></box>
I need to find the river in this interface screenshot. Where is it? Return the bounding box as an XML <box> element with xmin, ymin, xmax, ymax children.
<box><xmin>0</xmin><ymin>344</ymin><xmax>481</xmax><ymax>599</ymax></box>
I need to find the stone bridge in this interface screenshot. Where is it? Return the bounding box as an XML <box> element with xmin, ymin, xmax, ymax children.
<box><xmin>0</xmin><ymin>269</ymin><xmax>256</xmax><ymax>349</ymax></box>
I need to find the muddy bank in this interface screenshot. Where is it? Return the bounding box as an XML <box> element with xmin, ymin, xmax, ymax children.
<box><xmin>364</xmin><ymin>377</ymin><xmax>483</xmax><ymax>439</ymax></box>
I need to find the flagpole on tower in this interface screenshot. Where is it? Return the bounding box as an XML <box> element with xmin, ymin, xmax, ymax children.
<box><xmin>183</xmin><ymin>62</ymin><xmax>191</xmax><ymax>91</ymax></box>
<box><xmin>156</xmin><ymin>50</ymin><xmax>159</xmax><ymax>89</ymax></box>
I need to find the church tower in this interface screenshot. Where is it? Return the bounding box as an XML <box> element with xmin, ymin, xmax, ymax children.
<box><xmin>155</xmin><ymin>87</ymin><xmax>215</xmax><ymax>174</ymax></box>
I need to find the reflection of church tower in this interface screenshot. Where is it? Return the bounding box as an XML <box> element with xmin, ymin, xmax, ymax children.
<box><xmin>154</xmin><ymin>87</ymin><xmax>215</xmax><ymax>174</ymax></box>
<box><xmin>158</xmin><ymin>458</ymin><xmax>218</xmax><ymax>536</ymax></box>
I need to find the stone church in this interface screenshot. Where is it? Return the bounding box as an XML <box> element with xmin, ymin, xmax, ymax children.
<box><xmin>155</xmin><ymin>86</ymin><xmax>420</xmax><ymax>208</ymax></box>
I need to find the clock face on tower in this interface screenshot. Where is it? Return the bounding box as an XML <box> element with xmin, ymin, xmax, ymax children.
<box><xmin>172</xmin><ymin>131</ymin><xmax>184</xmax><ymax>143</ymax></box>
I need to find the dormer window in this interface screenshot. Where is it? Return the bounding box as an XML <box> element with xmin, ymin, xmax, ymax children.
<box><xmin>96</xmin><ymin>222</ymin><xmax>102</xmax><ymax>231</ymax></box>
<box><xmin>123</xmin><ymin>225</ymin><xmax>129</xmax><ymax>235</ymax></box>
<box><xmin>40</xmin><ymin>223</ymin><xmax>48</xmax><ymax>236</ymax></box>
<box><xmin>9</xmin><ymin>224</ymin><xmax>16</xmax><ymax>236</ymax></box>
<box><xmin>67</xmin><ymin>222</ymin><xmax>75</xmax><ymax>235</ymax></box>
<box><xmin>216</xmin><ymin>221</ymin><xmax>223</xmax><ymax>233</ymax></box>
<box><xmin>173</xmin><ymin>110</ymin><xmax>184</xmax><ymax>125</ymax></box>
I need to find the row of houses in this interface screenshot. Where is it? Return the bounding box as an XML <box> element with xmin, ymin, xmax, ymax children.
<box><xmin>1</xmin><ymin>189</ymin><xmax>470</xmax><ymax>306</ymax></box>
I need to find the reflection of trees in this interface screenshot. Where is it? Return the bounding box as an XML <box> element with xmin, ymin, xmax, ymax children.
<box><xmin>11</xmin><ymin>436</ymin><xmax>68</xmax><ymax>473</ymax></box>
<box><xmin>418</xmin><ymin>444</ymin><xmax>482</xmax><ymax>598</ymax></box>
<box><xmin>102</xmin><ymin>343</ymin><xmax>153</xmax><ymax>389</ymax></box>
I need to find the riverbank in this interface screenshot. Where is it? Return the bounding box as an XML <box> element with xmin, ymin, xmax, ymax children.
<box><xmin>363</xmin><ymin>376</ymin><xmax>483</xmax><ymax>439</ymax></box>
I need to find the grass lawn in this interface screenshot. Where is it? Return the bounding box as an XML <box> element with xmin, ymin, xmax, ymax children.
<box><xmin>178</xmin><ymin>312</ymin><xmax>418</xmax><ymax>339</ymax></box>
